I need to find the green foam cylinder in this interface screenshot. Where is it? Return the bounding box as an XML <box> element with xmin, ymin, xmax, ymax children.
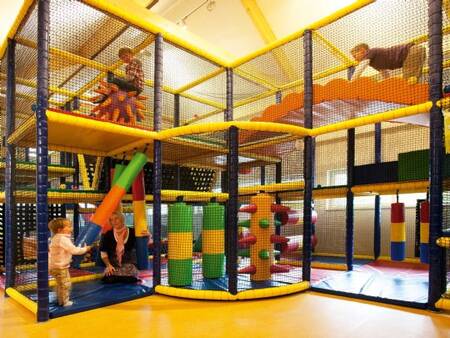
<box><xmin>202</xmin><ymin>254</ymin><xmax>224</xmax><ymax>279</ymax></box>
<box><xmin>112</xmin><ymin>164</ymin><xmax>126</xmax><ymax>185</ymax></box>
<box><xmin>168</xmin><ymin>259</ymin><xmax>193</xmax><ymax>286</ymax></box>
<box><xmin>168</xmin><ymin>201</ymin><xmax>193</xmax><ymax>286</ymax></box>
<box><xmin>202</xmin><ymin>202</ymin><xmax>225</xmax><ymax>278</ymax></box>
<box><xmin>169</xmin><ymin>202</ymin><xmax>193</xmax><ymax>233</ymax></box>
<box><xmin>115</xmin><ymin>152</ymin><xmax>148</xmax><ymax>191</ymax></box>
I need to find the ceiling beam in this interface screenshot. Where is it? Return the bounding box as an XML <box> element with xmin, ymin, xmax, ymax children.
<box><xmin>240</xmin><ymin>0</ymin><xmax>296</xmax><ymax>82</ymax></box>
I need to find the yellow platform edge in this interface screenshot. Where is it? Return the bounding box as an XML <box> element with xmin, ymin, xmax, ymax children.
<box><xmin>435</xmin><ymin>297</ymin><xmax>450</xmax><ymax>311</ymax></box>
<box><xmin>155</xmin><ymin>281</ymin><xmax>310</xmax><ymax>300</ymax></box>
<box><xmin>5</xmin><ymin>287</ymin><xmax>38</xmax><ymax>314</ymax></box>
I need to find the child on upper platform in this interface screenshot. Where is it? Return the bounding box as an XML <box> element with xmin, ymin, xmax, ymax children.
<box><xmin>350</xmin><ymin>42</ymin><xmax>426</xmax><ymax>84</ymax></box>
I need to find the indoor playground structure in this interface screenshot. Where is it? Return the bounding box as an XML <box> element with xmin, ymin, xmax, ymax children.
<box><xmin>0</xmin><ymin>0</ymin><xmax>449</xmax><ymax>322</ymax></box>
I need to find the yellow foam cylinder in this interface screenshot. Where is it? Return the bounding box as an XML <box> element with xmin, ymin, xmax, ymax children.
<box><xmin>250</xmin><ymin>193</ymin><xmax>274</xmax><ymax>281</ymax></box>
<box><xmin>133</xmin><ymin>200</ymin><xmax>147</xmax><ymax>234</ymax></box>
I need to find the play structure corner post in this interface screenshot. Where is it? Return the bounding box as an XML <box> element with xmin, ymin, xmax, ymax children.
<box><xmin>5</xmin><ymin>38</ymin><xmax>17</xmax><ymax>292</ymax></box>
<box><xmin>427</xmin><ymin>0</ymin><xmax>446</xmax><ymax>309</ymax></box>
<box><xmin>36</xmin><ymin>0</ymin><xmax>50</xmax><ymax>322</ymax></box>
<box><xmin>153</xmin><ymin>33</ymin><xmax>163</xmax><ymax>287</ymax></box>
<box><xmin>302</xmin><ymin>29</ymin><xmax>313</xmax><ymax>281</ymax></box>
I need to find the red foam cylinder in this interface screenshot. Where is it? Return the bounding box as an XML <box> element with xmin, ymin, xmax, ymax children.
<box><xmin>420</xmin><ymin>201</ymin><xmax>429</xmax><ymax>223</ymax></box>
<box><xmin>239</xmin><ymin>204</ymin><xmax>257</xmax><ymax>213</ymax></box>
<box><xmin>271</xmin><ymin>204</ymin><xmax>290</xmax><ymax>213</ymax></box>
<box><xmin>270</xmin><ymin>234</ymin><xmax>289</xmax><ymax>244</ymax></box>
<box><xmin>391</xmin><ymin>203</ymin><xmax>405</xmax><ymax>223</ymax></box>
<box><xmin>281</xmin><ymin>242</ymin><xmax>300</xmax><ymax>253</ymax></box>
<box><xmin>238</xmin><ymin>265</ymin><xmax>256</xmax><ymax>274</ymax></box>
<box><xmin>270</xmin><ymin>264</ymin><xmax>290</xmax><ymax>273</ymax></box>
<box><xmin>238</xmin><ymin>234</ymin><xmax>257</xmax><ymax>246</ymax></box>
<box><xmin>279</xmin><ymin>210</ymin><xmax>299</xmax><ymax>225</ymax></box>
<box><xmin>132</xmin><ymin>170</ymin><xmax>145</xmax><ymax>200</ymax></box>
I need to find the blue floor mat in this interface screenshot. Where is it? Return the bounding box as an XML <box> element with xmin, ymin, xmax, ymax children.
<box><xmin>312</xmin><ymin>265</ymin><xmax>429</xmax><ymax>304</ymax></box>
<box><xmin>24</xmin><ymin>278</ymin><xmax>153</xmax><ymax>318</ymax></box>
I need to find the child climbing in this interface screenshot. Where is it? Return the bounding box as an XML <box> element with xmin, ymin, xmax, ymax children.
<box><xmin>350</xmin><ymin>42</ymin><xmax>426</xmax><ymax>83</ymax></box>
<box><xmin>48</xmin><ymin>218</ymin><xmax>91</xmax><ymax>307</ymax></box>
<box><xmin>108</xmin><ymin>47</ymin><xmax>145</xmax><ymax>95</ymax></box>
<box><xmin>90</xmin><ymin>47</ymin><xmax>147</xmax><ymax>124</ymax></box>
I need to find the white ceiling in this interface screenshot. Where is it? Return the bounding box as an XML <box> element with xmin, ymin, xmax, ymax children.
<box><xmin>149</xmin><ymin>0</ymin><xmax>357</xmax><ymax>57</ymax></box>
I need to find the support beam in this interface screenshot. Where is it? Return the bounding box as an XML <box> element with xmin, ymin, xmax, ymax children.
<box><xmin>346</xmin><ymin>128</ymin><xmax>355</xmax><ymax>271</ymax></box>
<box><xmin>5</xmin><ymin>39</ymin><xmax>17</xmax><ymax>292</ymax></box>
<box><xmin>302</xmin><ymin>30</ymin><xmax>313</xmax><ymax>282</ymax></box>
<box><xmin>36</xmin><ymin>0</ymin><xmax>50</xmax><ymax>322</ymax></box>
<box><xmin>427</xmin><ymin>0</ymin><xmax>446</xmax><ymax>310</ymax></box>
<box><xmin>152</xmin><ymin>33</ymin><xmax>163</xmax><ymax>288</ymax></box>
<box><xmin>374</xmin><ymin>123</ymin><xmax>381</xmax><ymax>260</ymax></box>
<box><xmin>241</xmin><ymin>0</ymin><xmax>296</xmax><ymax>81</ymax></box>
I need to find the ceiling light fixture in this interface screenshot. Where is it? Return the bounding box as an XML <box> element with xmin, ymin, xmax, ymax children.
<box><xmin>177</xmin><ymin>0</ymin><xmax>217</xmax><ymax>29</ymax></box>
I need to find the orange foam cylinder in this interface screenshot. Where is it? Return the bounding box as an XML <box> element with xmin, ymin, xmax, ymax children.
<box><xmin>91</xmin><ymin>185</ymin><xmax>126</xmax><ymax>226</ymax></box>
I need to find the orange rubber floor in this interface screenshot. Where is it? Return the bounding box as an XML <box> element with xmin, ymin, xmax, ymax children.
<box><xmin>1</xmin><ymin>290</ymin><xmax>449</xmax><ymax>338</ymax></box>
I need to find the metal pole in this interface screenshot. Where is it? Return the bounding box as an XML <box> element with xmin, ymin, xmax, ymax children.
<box><xmin>374</xmin><ymin>123</ymin><xmax>381</xmax><ymax>259</ymax></box>
<box><xmin>302</xmin><ymin>30</ymin><xmax>313</xmax><ymax>281</ymax></box>
<box><xmin>346</xmin><ymin>129</ymin><xmax>355</xmax><ymax>271</ymax></box>
<box><xmin>152</xmin><ymin>33</ymin><xmax>163</xmax><ymax>287</ymax></box>
<box><xmin>428</xmin><ymin>0</ymin><xmax>446</xmax><ymax>309</ymax></box>
<box><xmin>36</xmin><ymin>0</ymin><xmax>50</xmax><ymax>322</ymax></box>
<box><xmin>5</xmin><ymin>38</ymin><xmax>17</xmax><ymax>292</ymax></box>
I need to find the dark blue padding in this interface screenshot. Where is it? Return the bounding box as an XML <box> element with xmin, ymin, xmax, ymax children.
<box><xmin>312</xmin><ymin>270</ymin><xmax>428</xmax><ymax>304</ymax></box>
<box><xmin>390</xmin><ymin>242</ymin><xmax>406</xmax><ymax>261</ymax></box>
<box><xmin>419</xmin><ymin>243</ymin><xmax>429</xmax><ymax>264</ymax></box>
<box><xmin>23</xmin><ymin>278</ymin><xmax>153</xmax><ymax>318</ymax></box>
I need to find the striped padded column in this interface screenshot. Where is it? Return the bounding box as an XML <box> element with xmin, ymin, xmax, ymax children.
<box><xmin>420</xmin><ymin>201</ymin><xmax>430</xmax><ymax>263</ymax></box>
<box><xmin>390</xmin><ymin>202</ymin><xmax>406</xmax><ymax>261</ymax></box>
<box><xmin>133</xmin><ymin>170</ymin><xmax>149</xmax><ymax>270</ymax></box>
<box><xmin>168</xmin><ymin>200</ymin><xmax>193</xmax><ymax>286</ymax></box>
<box><xmin>202</xmin><ymin>201</ymin><xmax>225</xmax><ymax>279</ymax></box>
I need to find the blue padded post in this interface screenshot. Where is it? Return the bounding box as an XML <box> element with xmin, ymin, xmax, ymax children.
<box><xmin>346</xmin><ymin>128</ymin><xmax>355</xmax><ymax>271</ymax></box>
<box><xmin>36</xmin><ymin>0</ymin><xmax>50</xmax><ymax>322</ymax></box>
<box><xmin>302</xmin><ymin>30</ymin><xmax>314</xmax><ymax>281</ymax></box>
<box><xmin>5</xmin><ymin>38</ymin><xmax>17</xmax><ymax>292</ymax></box>
<box><xmin>227</xmin><ymin>126</ymin><xmax>239</xmax><ymax>295</ymax></box>
<box><xmin>152</xmin><ymin>33</ymin><xmax>163</xmax><ymax>287</ymax></box>
<box><xmin>374</xmin><ymin>123</ymin><xmax>381</xmax><ymax>260</ymax></box>
<box><xmin>427</xmin><ymin>0</ymin><xmax>446</xmax><ymax>309</ymax></box>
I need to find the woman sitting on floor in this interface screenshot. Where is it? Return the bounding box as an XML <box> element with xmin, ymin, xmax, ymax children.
<box><xmin>99</xmin><ymin>211</ymin><xmax>148</xmax><ymax>283</ymax></box>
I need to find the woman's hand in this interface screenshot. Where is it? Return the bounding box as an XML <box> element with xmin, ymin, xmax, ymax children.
<box><xmin>140</xmin><ymin>230</ymin><xmax>151</xmax><ymax>237</ymax></box>
<box><xmin>104</xmin><ymin>264</ymin><xmax>116</xmax><ymax>276</ymax></box>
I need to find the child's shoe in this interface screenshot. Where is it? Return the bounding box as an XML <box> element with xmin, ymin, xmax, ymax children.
<box><xmin>63</xmin><ymin>301</ymin><xmax>73</xmax><ymax>307</ymax></box>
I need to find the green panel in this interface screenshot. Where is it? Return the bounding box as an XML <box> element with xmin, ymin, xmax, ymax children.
<box><xmin>115</xmin><ymin>152</ymin><xmax>148</xmax><ymax>190</ymax></box>
<box><xmin>168</xmin><ymin>202</ymin><xmax>193</xmax><ymax>232</ymax></box>
<box><xmin>168</xmin><ymin>259</ymin><xmax>193</xmax><ymax>286</ymax></box>
<box><xmin>202</xmin><ymin>253</ymin><xmax>225</xmax><ymax>279</ymax></box>
<box><xmin>112</xmin><ymin>164</ymin><xmax>126</xmax><ymax>185</ymax></box>
<box><xmin>398</xmin><ymin>150</ymin><xmax>428</xmax><ymax>181</ymax></box>
<box><xmin>398</xmin><ymin>149</ymin><xmax>450</xmax><ymax>181</ymax></box>
<box><xmin>203</xmin><ymin>202</ymin><xmax>225</xmax><ymax>230</ymax></box>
